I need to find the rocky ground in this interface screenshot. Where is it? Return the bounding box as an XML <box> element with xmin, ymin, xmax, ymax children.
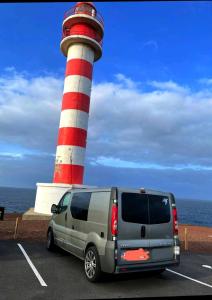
<box><xmin>0</xmin><ymin>213</ymin><xmax>212</xmax><ymax>253</ymax></box>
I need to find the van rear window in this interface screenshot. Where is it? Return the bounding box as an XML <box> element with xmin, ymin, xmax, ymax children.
<box><xmin>148</xmin><ymin>195</ymin><xmax>170</xmax><ymax>224</ymax></box>
<box><xmin>121</xmin><ymin>193</ymin><xmax>170</xmax><ymax>225</ymax></box>
<box><xmin>122</xmin><ymin>193</ymin><xmax>149</xmax><ymax>224</ymax></box>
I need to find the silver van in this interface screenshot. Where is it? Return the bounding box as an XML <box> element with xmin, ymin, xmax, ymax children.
<box><xmin>47</xmin><ymin>187</ymin><xmax>180</xmax><ymax>282</ymax></box>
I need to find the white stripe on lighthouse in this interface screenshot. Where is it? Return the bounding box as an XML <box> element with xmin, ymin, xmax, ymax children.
<box><xmin>63</xmin><ymin>75</ymin><xmax>92</xmax><ymax>96</ymax></box>
<box><xmin>55</xmin><ymin>145</ymin><xmax>85</xmax><ymax>166</ymax></box>
<box><xmin>67</xmin><ymin>43</ymin><xmax>94</xmax><ymax>64</ymax></box>
<box><xmin>59</xmin><ymin>109</ymin><xmax>89</xmax><ymax>130</ymax></box>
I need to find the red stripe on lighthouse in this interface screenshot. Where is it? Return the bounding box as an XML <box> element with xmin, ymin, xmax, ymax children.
<box><xmin>53</xmin><ymin>164</ymin><xmax>84</xmax><ymax>184</ymax></box>
<box><xmin>62</xmin><ymin>92</ymin><xmax>90</xmax><ymax>113</ymax></box>
<box><xmin>57</xmin><ymin>127</ymin><xmax>87</xmax><ymax>148</ymax></box>
<box><xmin>65</xmin><ymin>59</ymin><xmax>93</xmax><ymax>80</ymax></box>
<box><xmin>69</xmin><ymin>23</ymin><xmax>102</xmax><ymax>43</ymax></box>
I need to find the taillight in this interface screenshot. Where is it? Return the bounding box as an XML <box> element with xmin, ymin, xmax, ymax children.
<box><xmin>172</xmin><ymin>207</ymin><xmax>178</xmax><ymax>235</ymax></box>
<box><xmin>111</xmin><ymin>204</ymin><xmax>118</xmax><ymax>236</ymax></box>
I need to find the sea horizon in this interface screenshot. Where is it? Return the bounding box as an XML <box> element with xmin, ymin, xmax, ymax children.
<box><xmin>0</xmin><ymin>185</ymin><xmax>211</xmax><ymax>202</ymax></box>
<box><xmin>0</xmin><ymin>186</ymin><xmax>212</xmax><ymax>227</ymax></box>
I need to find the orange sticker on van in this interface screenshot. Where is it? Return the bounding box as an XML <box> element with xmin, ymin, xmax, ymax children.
<box><xmin>121</xmin><ymin>248</ymin><xmax>150</xmax><ymax>261</ymax></box>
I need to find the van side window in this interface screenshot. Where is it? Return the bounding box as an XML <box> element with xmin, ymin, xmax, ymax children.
<box><xmin>70</xmin><ymin>192</ymin><xmax>91</xmax><ymax>221</ymax></box>
<box><xmin>58</xmin><ymin>192</ymin><xmax>71</xmax><ymax>213</ymax></box>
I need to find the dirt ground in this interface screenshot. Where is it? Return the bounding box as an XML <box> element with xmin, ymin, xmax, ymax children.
<box><xmin>178</xmin><ymin>224</ymin><xmax>212</xmax><ymax>253</ymax></box>
<box><xmin>0</xmin><ymin>214</ymin><xmax>49</xmax><ymax>241</ymax></box>
<box><xmin>0</xmin><ymin>213</ymin><xmax>212</xmax><ymax>253</ymax></box>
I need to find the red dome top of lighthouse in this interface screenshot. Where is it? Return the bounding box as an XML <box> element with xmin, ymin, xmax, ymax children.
<box><xmin>76</xmin><ymin>2</ymin><xmax>96</xmax><ymax>10</ymax></box>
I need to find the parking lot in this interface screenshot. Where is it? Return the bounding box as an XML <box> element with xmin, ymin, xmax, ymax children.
<box><xmin>0</xmin><ymin>240</ymin><xmax>212</xmax><ymax>299</ymax></box>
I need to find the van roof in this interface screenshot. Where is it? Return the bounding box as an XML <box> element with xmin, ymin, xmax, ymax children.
<box><xmin>66</xmin><ymin>186</ymin><xmax>172</xmax><ymax>197</ymax></box>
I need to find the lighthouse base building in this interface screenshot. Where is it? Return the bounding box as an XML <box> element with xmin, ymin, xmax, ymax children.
<box><xmin>34</xmin><ymin>183</ymin><xmax>92</xmax><ymax>215</ymax></box>
<box><xmin>32</xmin><ymin>2</ymin><xmax>104</xmax><ymax>215</ymax></box>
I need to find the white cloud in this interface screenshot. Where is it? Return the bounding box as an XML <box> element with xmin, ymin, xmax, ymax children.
<box><xmin>115</xmin><ymin>73</ymin><xmax>139</xmax><ymax>89</ymax></box>
<box><xmin>0</xmin><ymin>70</ymin><xmax>63</xmax><ymax>152</ymax></box>
<box><xmin>0</xmin><ymin>152</ymin><xmax>23</xmax><ymax>159</ymax></box>
<box><xmin>199</xmin><ymin>78</ymin><xmax>212</xmax><ymax>86</ymax></box>
<box><xmin>143</xmin><ymin>40</ymin><xmax>159</xmax><ymax>51</ymax></box>
<box><xmin>1</xmin><ymin>69</ymin><xmax>212</xmax><ymax>172</ymax></box>
<box><xmin>88</xmin><ymin>77</ymin><xmax>212</xmax><ymax>169</ymax></box>
<box><xmin>91</xmin><ymin>156</ymin><xmax>212</xmax><ymax>171</ymax></box>
<box><xmin>148</xmin><ymin>80</ymin><xmax>189</xmax><ymax>94</ymax></box>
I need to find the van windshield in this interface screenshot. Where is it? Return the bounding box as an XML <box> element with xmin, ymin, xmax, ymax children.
<box><xmin>121</xmin><ymin>193</ymin><xmax>170</xmax><ymax>225</ymax></box>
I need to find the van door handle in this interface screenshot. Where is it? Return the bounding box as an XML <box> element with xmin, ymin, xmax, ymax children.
<box><xmin>72</xmin><ymin>225</ymin><xmax>75</xmax><ymax>230</ymax></box>
<box><xmin>65</xmin><ymin>212</ymin><xmax>67</xmax><ymax>221</ymax></box>
<box><xmin>141</xmin><ymin>225</ymin><xmax>146</xmax><ymax>238</ymax></box>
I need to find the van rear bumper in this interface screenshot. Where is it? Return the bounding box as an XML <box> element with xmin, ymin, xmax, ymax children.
<box><xmin>115</xmin><ymin>258</ymin><xmax>180</xmax><ymax>274</ymax></box>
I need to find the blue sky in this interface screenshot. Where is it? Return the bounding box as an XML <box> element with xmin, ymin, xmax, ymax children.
<box><xmin>0</xmin><ymin>2</ymin><xmax>211</xmax><ymax>83</ymax></box>
<box><xmin>0</xmin><ymin>1</ymin><xmax>212</xmax><ymax>200</ymax></box>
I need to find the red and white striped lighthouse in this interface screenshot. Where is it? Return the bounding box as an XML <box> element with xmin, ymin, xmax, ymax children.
<box><xmin>53</xmin><ymin>1</ymin><xmax>104</xmax><ymax>185</ymax></box>
<box><xmin>34</xmin><ymin>2</ymin><xmax>104</xmax><ymax>214</ymax></box>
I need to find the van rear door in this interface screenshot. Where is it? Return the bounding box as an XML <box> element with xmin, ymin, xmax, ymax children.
<box><xmin>146</xmin><ymin>192</ymin><xmax>174</xmax><ymax>263</ymax></box>
<box><xmin>117</xmin><ymin>190</ymin><xmax>174</xmax><ymax>266</ymax></box>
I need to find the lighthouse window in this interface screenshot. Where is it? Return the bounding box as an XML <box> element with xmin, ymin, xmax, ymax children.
<box><xmin>75</xmin><ymin>4</ymin><xmax>94</xmax><ymax>16</ymax></box>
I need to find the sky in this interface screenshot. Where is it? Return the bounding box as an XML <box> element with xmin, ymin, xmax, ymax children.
<box><xmin>0</xmin><ymin>1</ymin><xmax>212</xmax><ymax>200</ymax></box>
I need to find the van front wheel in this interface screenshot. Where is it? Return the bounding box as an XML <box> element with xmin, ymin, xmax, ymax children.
<box><xmin>46</xmin><ymin>229</ymin><xmax>55</xmax><ymax>251</ymax></box>
<box><xmin>84</xmin><ymin>246</ymin><xmax>102</xmax><ymax>282</ymax></box>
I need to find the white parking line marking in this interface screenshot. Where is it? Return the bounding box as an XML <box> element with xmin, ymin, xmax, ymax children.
<box><xmin>17</xmin><ymin>243</ymin><xmax>47</xmax><ymax>287</ymax></box>
<box><xmin>202</xmin><ymin>265</ymin><xmax>212</xmax><ymax>270</ymax></box>
<box><xmin>166</xmin><ymin>268</ymin><xmax>212</xmax><ymax>289</ymax></box>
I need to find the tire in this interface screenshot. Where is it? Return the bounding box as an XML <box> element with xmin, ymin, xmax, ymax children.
<box><xmin>84</xmin><ymin>246</ymin><xmax>102</xmax><ymax>282</ymax></box>
<box><xmin>46</xmin><ymin>228</ymin><xmax>55</xmax><ymax>251</ymax></box>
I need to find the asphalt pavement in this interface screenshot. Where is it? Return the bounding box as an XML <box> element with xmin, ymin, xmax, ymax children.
<box><xmin>0</xmin><ymin>240</ymin><xmax>212</xmax><ymax>299</ymax></box>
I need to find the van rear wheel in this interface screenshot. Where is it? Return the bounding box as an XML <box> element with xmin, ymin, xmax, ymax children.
<box><xmin>84</xmin><ymin>246</ymin><xmax>102</xmax><ymax>282</ymax></box>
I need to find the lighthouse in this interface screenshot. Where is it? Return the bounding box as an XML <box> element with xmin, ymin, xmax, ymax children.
<box><xmin>34</xmin><ymin>2</ymin><xmax>104</xmax><ymax>214</ymax></box>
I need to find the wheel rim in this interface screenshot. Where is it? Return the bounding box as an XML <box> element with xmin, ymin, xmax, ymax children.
<box><xmin>85</xmin><ymin>250</ymin><xmax>96</xmax><ymax>279</ymax></box>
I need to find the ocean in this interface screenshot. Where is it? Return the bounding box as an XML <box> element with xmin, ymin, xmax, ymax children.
<box><xmin>0</xmin><ymin>186</ymin><xmax>212</xmax><ymax>227</ymax></box>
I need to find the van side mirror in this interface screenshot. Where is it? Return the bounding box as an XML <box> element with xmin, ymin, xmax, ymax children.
<box><xmin>51</xmin><ymin>204</ymin><xmax>59</xmax><ymax>214</ymax></box>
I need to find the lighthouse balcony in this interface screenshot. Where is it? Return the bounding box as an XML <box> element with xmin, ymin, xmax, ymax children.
<box><xmin>60</xmin><ymin>33</ymin><xmax>103</xmax><ymax>62</ymax></box>
<box><xmin>61</xmin><ymin>24</ymin><xmax>103</xmax><ymax>61</ymax></box>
